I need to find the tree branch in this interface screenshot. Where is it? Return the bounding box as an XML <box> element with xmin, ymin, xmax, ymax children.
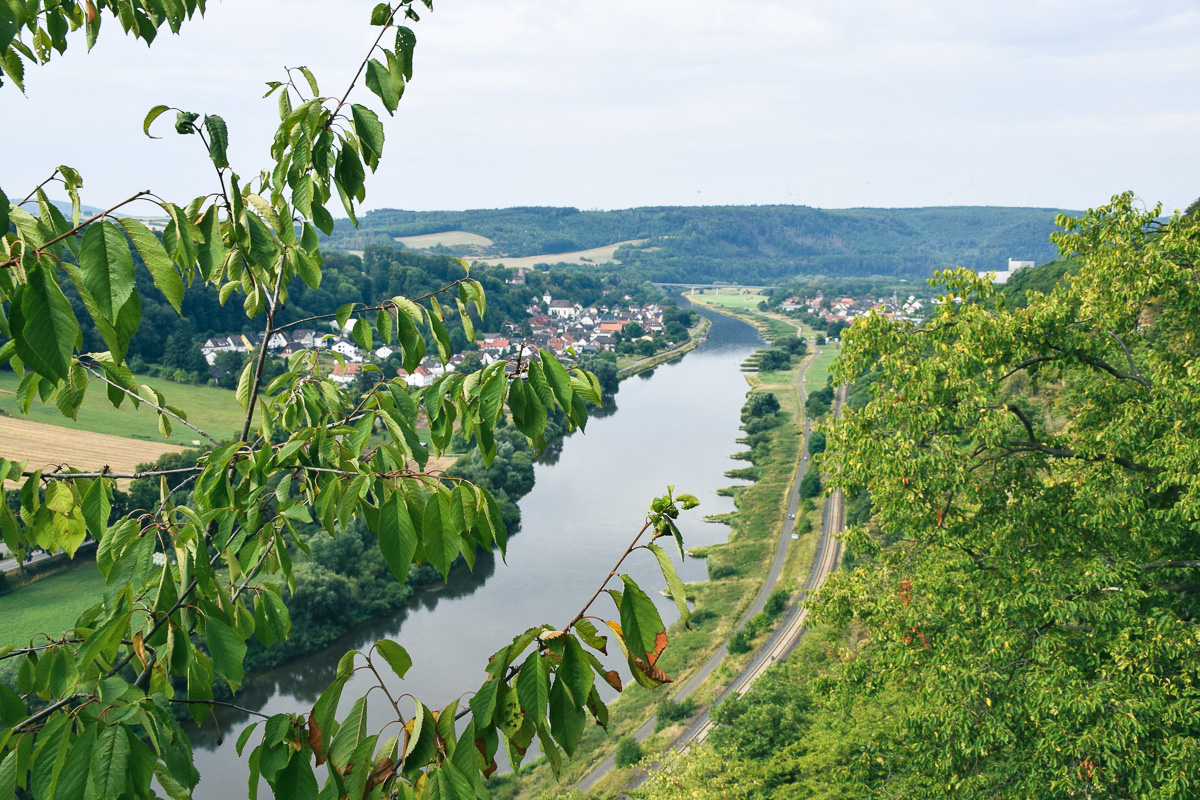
<box><xmin>1</xmin><ymin>191</ymin><xmax>155</xmax><ymax>270</ymax></box>
<box><xmin>80</xmin><ymin>361</ymin><xmax>218</xmax><ymax>444</ymax></box>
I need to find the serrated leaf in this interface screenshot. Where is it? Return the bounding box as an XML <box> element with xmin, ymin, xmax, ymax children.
<box><xmin>206</xmin><ymin>615</ymin><xmax>246</xmax><ymax>691</ymax></box>
<box><xmin>378</xmin><ymin>493</ymin><xmax>417</xmax><ymax>582</ymax></box>
<box><xmin>120</xmin><ymin>217</ymin><xmax>183</xmax><ymax>313</ymax></box>
<box><xmin>647</xmin><ymin>542</ymin><xmax>691</xmax><ymax>626</ymax></box>
<box><xmin>12</xmin><ymin>258</ymin><xmax>79</xmax><ymax>383</ymax></box>
<box><xmin>80</xmin><ymin>220</ymin><xmax>136</xmax><ymax>322</ymax></box>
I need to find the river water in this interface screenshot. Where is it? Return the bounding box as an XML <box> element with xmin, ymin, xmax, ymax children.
<box><xmin>189</xmin><ymin>305</ymin><xmax>764</xmax><ymax>797</ymax></box>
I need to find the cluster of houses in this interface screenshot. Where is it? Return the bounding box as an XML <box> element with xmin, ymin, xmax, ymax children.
<box><xmin>200</xmin><ymin>293</ymin><xmax>673</xmax><ymax>389</ymax></box>
<box><xmin>780</xmin><ymin>290</ymin><xmax>928</xmax><ymax>326</ymax></box>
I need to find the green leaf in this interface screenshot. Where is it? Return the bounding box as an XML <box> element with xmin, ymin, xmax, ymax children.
<box><xmin>374</xmin><ymin>639</ymin><xmax>412</xmax><ymax>682</ymax></box>
<box><xmin>296</xmin><ymin>65</ymin><xmax>320</xmax><ymax>96</ymax></box>
<box><xmin>273</xmin><ymin>752</ymin><xmax>318</xmax><ymax>800</ymax></box>
<box><xmin>120</xmin><ymin>217</ymin><xmax>183</xmax><ymax>313</ymax></box>
<box><xmin>421</xmin><ymin>490</ymin><xmax>457</xmax><ymax>578</ymax></box>
<box><xmin>57</xmin><ymin>723</ymin><xmax>97</xmax><ymax>800</ymax></box>
<box><xmin>516</xmin><ymin>651</ymin><xmax>549</xmax><ymax>726</ymax></box>
<box><xmin>573</xmin><ymin>618</ymin><xmax>607</xmax><ymax>655</ymax></box>
<box><xmin>12</xmin><ymin>258</ymin><xmax>79</xmax><ymax>383</ymax></box>
<box><xmin>143</xmin><ymin>104</ymin><xmax>171</xmax><ymax>138</ymax></box>
<box><xmin>647</xmin><ymin>542</ymin><xmax>691</xmax><ymax>627</ymax></box>
<box><xmin>369</xmin><ymin>3</ymin><xmax>392</xmax><ymax>25</ymax></box>
<box><xmin>547</xmin><ymin>678</ymin><xmax>584</xmax><ymax>756</ymax></box>
<box><xmin>351</xmin><ymin>316</ymin><xmax>372</xmax><ymax>351</ymax></box>
<box><xmin>206</xmin><ymin>615</ymin><xmax>246</xmax><ymax>691</ymax></box>
<box><xmin>558</xmin><ymin>635</ymin><xmax>592</xmax><ymax>708</ymax></box>
<box><xmin>618</xmin><ymin>574</ymin><xmax>668</xmax><ymax>666</ymax></box>
<box><xmin>81</xmin><ymin>477</ymin><xmax>110</xmax><ymax>541</ymax></box>
<box><xmin>364</xmin><ymin>58</ymin><xmax>398</xmax><ymax>115</ymax></box>
<box><xmin>80</xmin><ymin>220</ymin><xmax>136</xmax><ymax>322</ymax></box>
<box><xmin>91</xmin><ymin>724</ymin><xmax>131</xmax><ymax>800</ymax></box>
<box><xmin>235</xmin><ymin>357</ymin><xmax>256</xmax><ymax>409</ymax></box>
<box><xmin>203</xmin><ymin>114</ymin><xmax>229</xmax><ymax>168</ymax></box>
<box><xmin>351</xmin><ymin>104</ymin><xmax>385</xmax><ymax>171</ymax></box>
<box><xmin>377</xmin><ymin>493</ymin><xmax>417</xmax><ymax>582</ymax></box>
<box><xmin>328</xmin><ymin>696</ymin><xmax>368</xmax><ymax>770</ymax></box>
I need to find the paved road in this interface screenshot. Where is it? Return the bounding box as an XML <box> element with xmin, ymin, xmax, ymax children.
<box><xmin>574</xmin><ymin>349</ymin><xmax>832</xmax><ymax>795</ymax></box>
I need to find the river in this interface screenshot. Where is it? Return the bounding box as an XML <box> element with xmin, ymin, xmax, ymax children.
<box><xmin>189</xmin><ymin>304</ymin><xmax>764</xmax><ymax>797</ymax></box>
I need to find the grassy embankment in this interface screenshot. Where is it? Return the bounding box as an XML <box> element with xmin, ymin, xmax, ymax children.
<box><xmin>493</xmin><ymin>297</ymin><xmax>825</xmax><ymax>798</ymax></box>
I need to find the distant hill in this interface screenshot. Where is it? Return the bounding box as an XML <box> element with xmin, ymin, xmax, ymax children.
<box><xmin>320</xmin><ymin>204</ymin><xmax>1078</xmax><ymax>283</ymax></box>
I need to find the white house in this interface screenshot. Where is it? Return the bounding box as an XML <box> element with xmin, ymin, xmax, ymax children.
<box><xmin>331</xmin><ymin>339</ymin><xmax>363</xmax><ymax>361</ymax></box>
<box><xmin>374</xmin><ymin>345</ymin><xmax>396</xmax><ymax>360</ymax></box>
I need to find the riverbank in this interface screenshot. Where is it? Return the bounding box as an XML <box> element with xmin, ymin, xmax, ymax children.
<box><xmin>616</xmin><ymin>316</ymin><xmax>712</xmax><ymax>380</ymax></box>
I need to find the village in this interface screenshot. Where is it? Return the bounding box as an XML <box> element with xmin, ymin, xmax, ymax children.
<box><xmin>200</xmin><ymin>292</ymin><xmax>675</xmax><ymax>387</ymax></box>
<box><xmin>778</xmin><ymin>288</ymin><xmax>928</xmax><ymax>328</ymax></box>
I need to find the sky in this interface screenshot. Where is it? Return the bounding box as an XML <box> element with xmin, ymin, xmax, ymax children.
<box><xmin>2</xmin><ymin>0</ymin><xmax>1199</xmax><ymax>216</ymax></box>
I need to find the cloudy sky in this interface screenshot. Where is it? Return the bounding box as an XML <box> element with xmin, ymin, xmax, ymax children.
<box><xmin>2</xmin><ymin>0</ymin><xmax>1198</xmax><ymax>215</ymax></box>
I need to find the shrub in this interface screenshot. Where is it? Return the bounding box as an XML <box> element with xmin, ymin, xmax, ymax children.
<box><xmin>655</xmin><ymin>696</ymin><xmax>697</xmax><ymax>731</ymax></box>
<box><xmin>764</xmin><ymin>588</ymin><xmax>789</xmax><ymax>619</ymax></box>
<box><xmin>688</xmin><ymin>608</ymin><xmax>717</xmax><ymax>626</ymax></box>
<box><xmin>728</xmin><ymin>629</ymin><xmax>752</xmax><ymax>655</ymax></box>
<box><xmin>614</xmin><ymin>734</ymin><xmax>643</xmax><ymax>768</ymax></box>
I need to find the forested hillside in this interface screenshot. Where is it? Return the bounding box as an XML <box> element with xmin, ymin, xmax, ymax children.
<box><xmin>322</xmin><ymin>204</ymin><xmax>1073</xmax><ymax>282</ymax></box>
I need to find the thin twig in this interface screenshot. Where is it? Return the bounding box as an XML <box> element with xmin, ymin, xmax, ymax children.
<box><xmin>79</xmin><ymin>362</ymin><xmax>218</xmax><ymax>444</ymax></box>
<box><xmin>1</xmin><ymin>191</ymin><xmax>155</xmax><ymax>270</ymax></box>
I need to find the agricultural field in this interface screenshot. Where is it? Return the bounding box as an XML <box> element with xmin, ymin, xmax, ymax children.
<box><xmin>393</xmin><ymin>230</ymin><xmax>495</xmax><ymax>252</ymax></box>
<box><xmin>0</xmin><ymin>416</ymin><xmax>186</xmax><ymax>483</ymax></box>
<box><xmin>469</xmin><ymin>238</ymin><xmax>648</xmax><ymax>270</ymax></box>
<box><xmin>0</xmin><ymin>371</ymin><xmax>247</xmax><ymax>444</ymax></box>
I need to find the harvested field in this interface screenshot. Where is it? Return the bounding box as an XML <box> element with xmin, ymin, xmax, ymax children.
<box><xmin>470</xmin><ymin>238</ymin><xmax>648</xmax><ymax>270</ymax></box>
<box><xmin>0</xmin><ymin>416</ymin><xmax>186</xmax><ymax>485</ymax></box>
<box><xmin>394</xmin><ymin>231</ymin><xmax>495</xmax><ymax>251</ymax></box>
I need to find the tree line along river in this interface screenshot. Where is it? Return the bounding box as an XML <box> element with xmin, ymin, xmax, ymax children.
<box><xmin>188</xmin><ymin>304</ymin><xmax>765</xmax><ymax>797</ymax></box>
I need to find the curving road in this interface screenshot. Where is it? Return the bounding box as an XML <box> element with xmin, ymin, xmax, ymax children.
<box><xmin>575</xmin><ymin>349</ymin><xmax>845</xmax><ymax>796</ymax></box>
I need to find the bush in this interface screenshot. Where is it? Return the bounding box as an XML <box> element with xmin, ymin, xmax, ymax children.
<box><xmin>807</xmin><ymin>430</ymin><xmax>827</xmax><ymax>455</ymax></box>
<box><xmin>728</xmin><ymin>629</ymin><xmax>752</xmax><ymax>655</ymax></box>
<box><xmin>707</xmin><ymin>562</ymin><xmax>739</xmax><ymax>580</ymax></box>
<box><xmin>655</xmin><ymin>696</ymin><xmax>697</xmax><ymax>731</ymax></box>
<box><xmin>764</xmin><ymin>588</ymin><xmax>789</xmax><ymax>619</ymax></box>
<box><xmin>688</xmin><ymin>608</ymin><xmax>717</xmax><ymax>626</ymax></box>
<box><xmin>614</xmin><ymin>734</ymin><xmax>643</xmax><ymax>768</ymax></box>
<box><xmin>799</xmin><ymin>470</ymin><xmax>822</xmax><ymax>500</ymax></box>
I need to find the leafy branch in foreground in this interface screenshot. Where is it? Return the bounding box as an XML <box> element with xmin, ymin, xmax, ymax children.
<box><xmin>0</xmin><ymin>3</ymin><xmax>693</xmax><ymax>798</ymax></box>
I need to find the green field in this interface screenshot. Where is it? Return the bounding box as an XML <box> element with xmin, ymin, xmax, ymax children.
<box><xmin>0</xmin><ymin>560</ymin><xmax>106</xmax><ymax>646</ymax></box>
<box><xmin>804</xmin><ymin>344</ymin><xmax>840</xmax><ymax>394</ymax></box>
<box><xmin>688</xmin><ymin>289</ymin><xmax>770</xmax><ymax>310</ymax></box>
<box><xmin>0</xmin><ymin>372</ymin><xmax>247</xmax><ymax>443</ymax></box>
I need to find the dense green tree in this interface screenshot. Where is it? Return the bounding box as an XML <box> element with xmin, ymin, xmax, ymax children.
<box><xmin>817</xmin><ymin>194</ymin><xmax>1200</xmax><ymax>797</ymax></box>
<box><xmin>743</xmin><ymin>391</ymin><xmax>780</xmax><ymax>419</ymax></box>
<box><xmin>758</xmin><ymin>348</ymin><xmax>792</xmax><ymax>372</ymax></box>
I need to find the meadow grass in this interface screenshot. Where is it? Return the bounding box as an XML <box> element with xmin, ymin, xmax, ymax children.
<box><xmin>0</xmin><ymin>371</ymin><xmax>247</xmax><ymax>444</ymax></box>
<box><xmin>0</xmin><ymin>560</ymin><xmax>106</xmax><ymax>645</ymax></box>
